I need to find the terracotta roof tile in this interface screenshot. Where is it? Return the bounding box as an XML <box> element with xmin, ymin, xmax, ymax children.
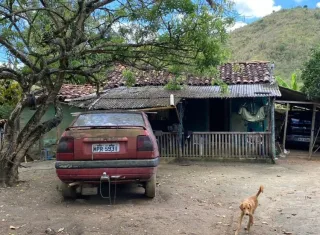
<box><xmin>103</xmin><ymin>62</ymin><xmax>272</xmax><ymax>89</ymax></box>
<box><xmin>57</xmin><ymin>62</ymin><xmax>273</xmax><ymax>101</ymax></box>
<box><xmin>58</xmin><ymin>84</ymin><xmax>95</xmax><ymax>101</ymax></box>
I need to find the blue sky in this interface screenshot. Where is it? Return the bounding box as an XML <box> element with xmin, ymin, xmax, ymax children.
<box><xmin>1</xmin><ymin>0</ymin><xmax>320</xmax><ymax>63</ymax></box>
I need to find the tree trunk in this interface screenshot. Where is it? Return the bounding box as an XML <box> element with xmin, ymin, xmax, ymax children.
<box><xmin>0</xmin><ymin>94</ymin><xmax>63</xmax><ymax>187</ymax></box>
<box><xmin>0</xmin><ymin>140</ymin><xmax>18</xmax><ymax>187</ymax></box>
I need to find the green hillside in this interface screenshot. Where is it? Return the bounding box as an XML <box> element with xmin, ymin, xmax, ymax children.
<box><xmin>228</xmin><ymin>7</ymin><xmax>320</xmax><ymax>81</ymax></box>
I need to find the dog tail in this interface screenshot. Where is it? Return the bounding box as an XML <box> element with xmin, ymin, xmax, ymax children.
<box><xmin>256</xmin><ymin>185</ymin><xmax>264</xmax><ymax>197</ymax></box>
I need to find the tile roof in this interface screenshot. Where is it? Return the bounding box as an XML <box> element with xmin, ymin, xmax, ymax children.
<box><xmin>103</xmin><ymin>62</ymin><xmax>272</xmax><ymax>89</ymax></box>
<box><xmin>69</xmin><ymin>84</ymin><xmax>281</xmax><ymax>110</ymax></box>
<box><xmin>58</xmin><ymin>62</ymin><xmax>273</xmax><ymax>101</ymax></box>
<box><xmin>57</xmin><ymin>84</ymin><xmax>95</xmax><ymax>101</ymax></box>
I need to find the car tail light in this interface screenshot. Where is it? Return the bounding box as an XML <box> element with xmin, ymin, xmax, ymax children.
<box><xmin>137</xmin><ymin>135</ymin><xmax>153</xmax><ymax>151</ymax></box>
<box><xmin>56</xmin><ymin>136</ymin><xmax>74</xmax><ymax>160</ymax></box>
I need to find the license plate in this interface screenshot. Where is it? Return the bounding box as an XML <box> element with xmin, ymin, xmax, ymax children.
<box><xmin>92</xmin><ymin>143</ymin><xmax>120</xmax><ymax>153</ymax></box>
<box><xmin>297</xmin><ymin>138</ymin><xmax>310</xmax><ymax>142</ymax></box>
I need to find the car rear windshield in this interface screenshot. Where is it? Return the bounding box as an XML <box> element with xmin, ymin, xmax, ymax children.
<box><xmin>73</xmin><ymin>113</ymin><xmax>145</xmax><ymax>127</ymax></box>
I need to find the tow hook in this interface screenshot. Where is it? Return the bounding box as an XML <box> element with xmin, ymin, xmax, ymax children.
<box><xmin>99</xmin><ymin>172</ymin><xmax>125</xmax><ymax>205</ymax></box>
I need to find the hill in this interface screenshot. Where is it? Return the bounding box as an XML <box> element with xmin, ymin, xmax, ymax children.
<box><xmin>228</xmin><ymin>7</ymin><xmax>320</xmax><ymax>82</ymax></box>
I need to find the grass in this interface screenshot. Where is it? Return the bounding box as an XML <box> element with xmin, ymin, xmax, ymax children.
<box><xmin>228</xmin><ymin>7</ymin><xmax>320</xmax><ymax>82</ymax></box>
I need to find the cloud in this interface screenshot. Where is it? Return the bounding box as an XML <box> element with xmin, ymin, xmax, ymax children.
<box><xmin>232</xmin><ymin>0</ymin><xmax>281</xmax><ymax>18</ymax></box>
<box><xmin>227</xmin><ymin>21</ymin><xmax>247</xmax><ymax>32</ymax></box>
<box><xmin>317</xmin><ymin>2</ymin><xmax>320</xmax><ymax>8</ymax></box>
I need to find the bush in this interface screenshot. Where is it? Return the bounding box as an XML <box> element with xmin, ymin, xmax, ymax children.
<box><xmin>301</xmin><ymin>49</ymin><xmax>320</xmax><ymax>99</ymax></box>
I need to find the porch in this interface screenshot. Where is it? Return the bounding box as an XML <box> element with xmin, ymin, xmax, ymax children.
<box><xmin>156</xmin><ymin>132</ymin><xmax>271</xmax><ymax>159</ymax></box>
<box><xmin>148</xmin><ymin>96</ymin><xmax>276</xmax><ymax>160</ymax></box>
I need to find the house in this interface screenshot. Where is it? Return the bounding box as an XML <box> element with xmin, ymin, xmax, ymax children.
<box><xmin>67</xmin><ymin>62</ymin><xmax>281</xmax><ymax>162</ymax></box>
<box><xmin>1</xmin><ymin>85</ymin><xmax>95</xmax><ymax>157</ymax></box>
<box><xmin>17</xmin><ymin>84</ymin><xmax>94</xmax><ymax>156</ymax></box>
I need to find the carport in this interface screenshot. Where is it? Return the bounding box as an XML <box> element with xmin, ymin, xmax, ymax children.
<box><xmin>276</xmin><ymin>87</ymin><xmax>320</xmax><ymax>158</ymax></box>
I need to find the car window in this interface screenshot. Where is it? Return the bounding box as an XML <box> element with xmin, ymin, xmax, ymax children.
<box><xmin>73</xmin><ymin>113</ymin><xmax>145</xmax><ymax>127</ymax></box>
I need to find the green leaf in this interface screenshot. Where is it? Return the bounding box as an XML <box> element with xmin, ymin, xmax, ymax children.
<box><xmin>291</xmin><ymin>72</ymin><xmax>298</xmax><ymax>91</ymax></box>
<box><xmin>276</xmin><ymin>76</ymin><xmax>290</xmax><ymax>88</ymax></box>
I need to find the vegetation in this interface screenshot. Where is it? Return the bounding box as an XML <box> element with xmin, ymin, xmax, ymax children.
<box><xmin>211</xmin><ymin>78</ymin><xmax>228</xmax><ymax>94</ymax></box>
<box><xmin>301</xmin><ymin>48</ymin><xmax>320</xmax><ymax>99</ymax></box>
<box><xmin>228</xmin><ymin>8</ymin><xmax>320</xmax><ymax>82</ymax></box>
<box><xmin>0</xmin><ymin>80</ymin><xmax>22</xmax><ymax>106</ymax></box>
<box><xmin>165</xmin><ymin>75</ymin><xmax>186</xmax><ymax>91</ymax></box>
<box><xmin>0</xmin><ymin>0</ymin><xmax>233</xmax><ymax>186</ymax></box>
<box><xmin>122</xmin><ymin>69</ymin><xmax>136</xmax><ymax>87</ymax></box>
<box><xmin>276</xmin><ymin>71</ymin><xmax>301</xmax><ymax>91</ymax></box>
<box><xmin>0</xmin><ymin>80</ymin><xmax>22</xmax><ymax>120</ymax></box>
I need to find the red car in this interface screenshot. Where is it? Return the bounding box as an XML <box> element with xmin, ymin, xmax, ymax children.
<box><xmin>55</xmin><ymin>111</ymin><xmax>159</xmax><ymax>199</ymax></box>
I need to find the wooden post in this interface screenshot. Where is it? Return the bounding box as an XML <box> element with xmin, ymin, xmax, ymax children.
<box><xmin>271</xmin><ymin>98</ymin><xmax>276</xmax><ymax>163</ymax></box>
<box><xmin>309</xmin><ymin>104</ymin><xmax>316</xmax><ymax>159</ymax></box>
<box><xmin>282</xmin><ymin>103</ymin><xmax>290</xmax><ymax>151</ymax></box>
<box><xmin>177</xmin><ymin>103</ymin><xmax>184</xmax><ymax>158</ymax></box>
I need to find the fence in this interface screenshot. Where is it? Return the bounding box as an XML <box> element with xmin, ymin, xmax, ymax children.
<box><xmin>156</xmin><ymin>132</ymin><xmax>271</xmax><ymax>159</ymax></box>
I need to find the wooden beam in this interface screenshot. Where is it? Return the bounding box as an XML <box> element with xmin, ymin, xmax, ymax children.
<box><xmin>132</xmin><ymin>106</ymin><xmax>176</xmax><ymax>112</ymax></box>
<box><xmin>271</xmin><ymin>98</ymin><xmax>276</xmax><ymax>163</ymax></box>
<box><xmin>309</xmin><ymin>104</ymin><xmax>317</xmax><ymax>159</ymax></box>
<box><xmin>282</xmin><ymin>103</ymin><xmax>290</xmax><ymax>151</ymax></box>
<box><xmin>276</xmin><ymin>100</ymin><xmax>320</xmax><ymax>105</ymax></box>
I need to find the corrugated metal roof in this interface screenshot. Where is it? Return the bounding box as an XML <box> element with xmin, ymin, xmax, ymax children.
<box><xmin>69</xmin><ymin>84</ymin><xmax>281</xmax><ymax>110</ymax></box>
<box><xmin>92</xmin><ymin>98</ymin><xmax>181</xmax><ymax>110</ymax></box>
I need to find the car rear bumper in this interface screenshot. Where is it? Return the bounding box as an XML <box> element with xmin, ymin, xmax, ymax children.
<box><xmin>55</xmin><ymin>157</ymin><xmax>159</xmax><ymax>169</ymax></box>
<box><xmin>55</xmin><ymin>158</ymin><xmax>159</xmax><ymax>183</ymax></box>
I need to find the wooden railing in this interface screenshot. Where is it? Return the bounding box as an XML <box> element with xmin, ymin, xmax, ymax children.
<box><xmin>156</xmin><ymin>132</ymin><xmax>180</xmax><ymax>157</ymax></box>
<box><xmin>156</xmin><ymin>132</ymin><xmax>271</xmax><ymax>159</ymax></box>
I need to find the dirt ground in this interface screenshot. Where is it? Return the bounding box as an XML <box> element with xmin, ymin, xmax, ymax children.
<box><xmin>1</xmin><ymin>156</ymin><xmax>320</xmax><ymax>235</ymax></box>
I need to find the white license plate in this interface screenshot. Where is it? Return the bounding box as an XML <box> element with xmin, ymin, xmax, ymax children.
<box><xmin>92</xmin><ymin>143</ymin><xmax>120</xmax><ymax>153</ymax></box>
<box><xmin>297</xmin><ymin>138</ymin><xmax>310</xmax><ymax>142</ymax></box>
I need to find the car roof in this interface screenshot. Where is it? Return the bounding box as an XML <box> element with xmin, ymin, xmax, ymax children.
<box><xmin>76</xmin><ymin>110</ymin><xmax>145</xmax><ymax>115</ymax></box>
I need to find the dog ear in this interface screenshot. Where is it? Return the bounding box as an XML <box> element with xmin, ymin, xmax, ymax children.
<box><xmin>239</xmin><ymin>204</ymin><xmax>243</xmax><ymax>210</ymax></box>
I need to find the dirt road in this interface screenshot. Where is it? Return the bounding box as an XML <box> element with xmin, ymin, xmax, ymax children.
<box><xmin>1</xmin><ymin>158</ymin><xmax>320</xmax><ymax>235</ymax></box>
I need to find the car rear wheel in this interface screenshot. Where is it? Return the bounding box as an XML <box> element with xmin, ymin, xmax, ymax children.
<box><xmin>145</xmin><ymin>174</ymin><xmax>156</xmax><ymax>198</ymax></box>
<box><xmin>60</xmin><ymin>182</ymin><xmax>77</xmax><ymax>199</ymax></box>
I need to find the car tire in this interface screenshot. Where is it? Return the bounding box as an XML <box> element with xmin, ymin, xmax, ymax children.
<box><xmin>60</xmin><ymin>182</ymin><xmax>77</xmax><ymax>199</ymax></box>
<box><xmin>145</xmin><ymin>174</ymin><xmax>156</xmax><ymax>198</ymax></box>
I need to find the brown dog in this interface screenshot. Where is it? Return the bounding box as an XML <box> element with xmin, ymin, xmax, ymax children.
<box><xmin>235</xmin><ymin>185</ymin><xmax>264</xmax><ymax>235</ymax></box>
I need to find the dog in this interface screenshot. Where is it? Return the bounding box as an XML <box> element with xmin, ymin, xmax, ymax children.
<box><xmin>235</xmin><ymin>185</ymin><xmax>264</xmax><ymax>235</ymax></box>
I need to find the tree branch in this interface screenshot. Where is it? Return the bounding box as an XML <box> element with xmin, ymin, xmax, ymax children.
<box><xmin>0</xmin><ymin>37</ymin><xmax>38</xmax><ymax>72</ymax></box>
<box><xmin>87</xmin><ymin>0</ymin><xmax>116</xmax><ymax>11</ymax></box>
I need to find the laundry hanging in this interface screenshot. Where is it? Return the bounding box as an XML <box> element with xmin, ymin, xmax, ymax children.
<box><xmin>238</xmin><ymin>106</ymin><xmax>265</xmax><ymax>122</ymax></box>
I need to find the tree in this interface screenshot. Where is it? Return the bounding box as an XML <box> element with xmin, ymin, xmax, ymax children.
<box><xmin>0</xmin><ymin>0</ymin><xmax>233</xmax><ymax>186</ymax></box>
<box><xmin>276</xmin><ymin>71</ymin><xmax>301</xmax><ymax>91</ymax></box>
<box><xmin>301</xmin><ymin>48</ymin><xmax>320</xmax><ymax>99</ymax></box>
<box><xmin>0</xmin><ymin>79</ymin><xmax>22</xmax><ymax>120</ymax></box>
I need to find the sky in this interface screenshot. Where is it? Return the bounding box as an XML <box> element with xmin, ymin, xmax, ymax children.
<box><xmin>230</xmin><ymin>0</ymin><xmax>320</xmax><ymax>30</ymax></box>
<box><xmin>1</xmin><ymin>0</ymin><xmax>320</xmax><ymax>63</ymax></box>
